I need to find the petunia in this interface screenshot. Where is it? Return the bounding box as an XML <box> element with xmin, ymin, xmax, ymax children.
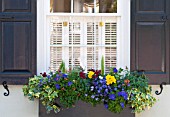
<box><xmin>109</xmin><ymin>94</ymin><xmax>116</xmax><ymax>100</ymax></box>
<box><xmin>55</xmin><ymin>84</ymin><xmax>60</xmax><ymax>89</ymax></box>
<box><xmin>68</xmin><ymin>81</ymin><xmax>73</xmax><ymax>86</ymax></box>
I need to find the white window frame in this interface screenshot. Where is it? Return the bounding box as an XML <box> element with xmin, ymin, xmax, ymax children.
<box><xmin>37</xmin><ymin>0</ymin><xmax>131</xmax><ymax>74</ymax></box>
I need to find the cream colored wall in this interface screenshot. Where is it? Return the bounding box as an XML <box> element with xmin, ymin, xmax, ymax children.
<box><xmin>0</xmin><ymin>85</ymin><xmax>38</xmax><ymax>117</ymax></box>
<box><xmin>136</xmin><ymin>85</ymin><xmax>170</xmax><ymax>117</ymax></box>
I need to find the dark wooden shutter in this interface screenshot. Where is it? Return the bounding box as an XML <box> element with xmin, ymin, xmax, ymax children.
<box><xmin>0</xmin><ymin>0</ymin><xmax>36</xmax><ymax>84</ymax></box>
<box><xmin>131</xmin><ymin>0</ymin><xmax>170</xmax><ymax>84</ymax></box>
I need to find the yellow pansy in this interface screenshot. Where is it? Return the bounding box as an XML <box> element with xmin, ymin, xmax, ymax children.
<box><xmin>88</xmin><ymin>71</ymin><xmax>95</xmax><ymax>79</ymax></box>
<box><xmin>106</xmin><ymin>74</ymin><xmax>116</xmax><ymax>85</ymax></box>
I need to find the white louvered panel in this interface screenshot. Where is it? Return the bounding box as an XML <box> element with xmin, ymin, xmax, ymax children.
<box><xmin>104</xmin><ymin>22</ymin><xmax>117</xmax><ymax>73</ymax></box>
<box><xmin>87</xmin><ymin>47</ymin><xmax>99</xmax><ymax>70</ymax></box>
<box><xmin>50</xmin><ymin>22</ymin><xmax>62</xmax><ymax>45</ymax></box>
<box><xmin>87</xmin><ymin>22</ymin><xmax>99</xmax><ymax>45</ymax></box>
<box><xmin>105</xmin><ymin>23</ymin><xmax>117</xmax><ymax>45</ymax></box>
<box><xmin>69</xmin><ymin>47</ymin><xmax>81</xmax><ymax>67</ymax></box>
<box><xmin>86</xmin><ymin>21</ymin><xmax>99</xmax><ymax>70</ymax></box>
<box><xmin>50</xmin><ymin>47</ymin><xmax>62</xmax><ymax>71</ymax></box>
<box><xmin>69</xmin><ymin>22</ymin><xmax>81</xmax><ymax>45</ymax></box>
<box><xmin>105</xmin><ymin>47</ymin><xmax>117</xmax><ymax>73</ymax></box>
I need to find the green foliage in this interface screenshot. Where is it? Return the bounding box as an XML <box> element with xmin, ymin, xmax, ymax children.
<box><xmin>23</xmin><ymin>64</ymin><xmax>156</xmax><ymax>114</ymax></box>
<box><xmin>101</xmin><ymin>56</ymin><xmax>104</xmax><ymax>76</ymax></box>
<box><xmin>126</xmin><ymin>72</ymin><xmax>157</xmax><ymax>113</ymax></box>
<box><xmin>59</xmin><ymin>60</ymin><xmax>66</xmax><ymax>73</ymax></box>
<box><xmin>22</xmin><ymin>75</ymin><xmax>60</xmax><ymax>113</ymax></box>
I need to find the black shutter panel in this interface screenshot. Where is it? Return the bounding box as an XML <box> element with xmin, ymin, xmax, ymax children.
<box><xmin>131</xmin><ymin>0</ymin><xmax>170</xmax><ymax>84</ymax></box>
<box><xmin>0</xmin><ymin>0</ymin><xmax>36</xmax><ymax>84</ymax></box>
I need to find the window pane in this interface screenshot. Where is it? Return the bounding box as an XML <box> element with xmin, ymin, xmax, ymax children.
<box><xmin>50</xmin><ymin>0</ymin><xmax>71</xmax><ymax>13</ymax></box>
<box><xmin>99</xmin><ymin>0</ymin><xmax>117</xmax><ymax>13</ymax></box>
<box><xmin>74</xmin><ymin>0</ymin><xmax>95</xmax><ymax>13</ymax></box>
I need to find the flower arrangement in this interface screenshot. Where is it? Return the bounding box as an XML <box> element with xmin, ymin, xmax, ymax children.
<box><xmin>23</xmin><ymin>61</ymin><xmax>156</xmax><ymax>114</ymax></box>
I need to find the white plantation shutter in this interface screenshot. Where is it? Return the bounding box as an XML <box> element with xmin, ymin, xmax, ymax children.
<box><xmin>49</xmin><ymin>16</ymin><xmax>117</xmax><ymax>72</ymax></box>
<box><xmin>105</xmin><ymin>22</ymin><xmax>117</xmax><ymax>72</ymax></box>
<box><xmin>86</xmin><ymin>21</ymin><xmax>99</xmax><ymax>70</ymax></box>
<box><xmin>50</xmin><ymin>20</ymin><xmax>63</xmax><ymax>71</ymax></box>
<box><xmin>69</xmin><ymin>22</ymin><xmax>81</xmax><ymax>68</ymax></box>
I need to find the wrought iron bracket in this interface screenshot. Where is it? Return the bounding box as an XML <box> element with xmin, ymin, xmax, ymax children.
<box><xmin>2</xmin><ymin>81</ymin><xmax>9</xmax><ymax>96</ymax></box>
<box><xmin>155</xmin><ymin>82</ymin><xmax>166</xmax><ymax>95</ymax></box>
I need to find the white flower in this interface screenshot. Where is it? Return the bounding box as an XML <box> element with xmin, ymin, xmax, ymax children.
<box><xmin>99</xmin><ymin>76</ymin><xmax>103</xmax><ymax>79</ymax></box>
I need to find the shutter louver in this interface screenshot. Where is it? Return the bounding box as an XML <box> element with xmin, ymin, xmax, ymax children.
<box><xmin>69</xmin><ymin>22</ymin><xmax>81</xmax><ymax>68</ymax></box>
<box><xmin>50</xmin><ymin>47</ymin><xmax>62</xmax><ymax>71</ymax></box>
<box><xmin>50</xmin><ymin>22</ymin><xmax>62</xmax><ymax>45</ymax></box>
<box><xmin>105</xmin><ymin>23</ymin><xmax>117</xmax><ymax>73</ymax></box>
<box><xmin>86</xmin><ymin>22</ymin><xmax>99</xmax><ymax>70</ymax></box>
<box><xmin>50</xmin><ymin>21</ymin><xmax>63</xmax><ymax>71</ymax></box>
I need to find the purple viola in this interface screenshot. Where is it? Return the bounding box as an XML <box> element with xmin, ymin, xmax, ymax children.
<box><xmin>109</xmin><ymin>94</ymin><xmax>116</xmax><ymax>100</ymax></box>
<box><xmin>55</xmin><ymin>84</ymin><xmax>60</xmax><ymax>89</ymax></box>
<box><xmin>68</xmin><ymin>81</ymin><xmax>73</xmax><ymax>86</ymax></box>
<box><xmin>113</xmin><ymin>68</ymin><xmax>118</xmax><ymax>73</ymax></box>
<box><xmin>118</xmin><ymin>91</ymin><xmax>128</xmax><ymax>100</ymax></box>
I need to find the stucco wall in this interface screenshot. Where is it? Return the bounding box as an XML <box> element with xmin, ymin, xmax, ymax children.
<box><xmin>136</xmin><ymin>85</ymin><xmax>170</xmax><ymax>117</ymax></box>
<box><xmin>0</xmin><ymin>85</ymin><xmax>38</xmax><ymax>117</ymax></box>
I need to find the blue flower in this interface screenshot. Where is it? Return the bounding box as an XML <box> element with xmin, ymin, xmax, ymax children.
<box><xmin>62</xmin><ymin>74</ymin><xmax>68</xmax><ymax>78</ymax></box>
<box><xmin>104</xmin><ymin>103</ymin><xmax>108</xmax><ymax>109</ymax></box>
<box><xmin>97</xmin><ymin>90</ymin><xmax>101</xmax><ymax>93</ymax></box>
<box><xmin>47</xmin><ymin>75</ymin><xmax>51</xmax><ymax>79</ymax></box>
<box><xmin>109</xmin><ymin>94</ymin><xmax>116</xmax><ymax>100</ymax></box>
<box><xmin>105</xmin><ymin>89</ymin><xmax>109</xmax><ymax>94</ymax></box>
<box><xmin>113</xmin><ymin>68</ymin><xmax>118</xmax><ymax>73</ymax></box>
<box><xmin>118</xmin><ymin>85</ymin><xmax>121</xmax><ymax>88</ymax></box>
<box><xmin>68</xmin><ymin>81</ymin><xmax>73</xmax><ymax>86</ymax></box>
<box><xmin>114</xmin><ymin>87</ymin><xmax>117</xmax><ymax>91</ymax></box>
<box><xmin>85</xmin><ymin>94</ymin><xmax>88</xmax><ymax>97</ymax></box>
<box><xmin>39</xmin><ymin>79</ymin><xmax>43</xmax><ymax>83</ymax></box>
<box><xmin>91</xmin><ymin>95</ymin><xmax>95</xmax><ymax>99</ymax></box>
<box><xmin>127</xmin><ymin>83</ymin><xmax>130</xmax><ymax>87</ymax></box>
<box><xmin>55</xmin><ymin>84</ymin><xmax>60</xmax><ymax>89</ymax></box>
<box><xmin>54</xmin><ymin>74</ymin><xmax>60</xmax><ymax>81</ymax></box>
<box><xmin>120</xmin><ymin>102</ymin><xmax>124</xmax><ymax>108</ymax></box>
<box><xmin>118</xmin><ymin>91</ymin><xmax>128</xmax><ymax>100</ymax></box>
<box><xmin>91</xmin><ymin>86</ymin><xmax>94</xmax><ymax>91</ymax></box>
<box><xmin>99</xmin><ymin>87</ymin><xmax>103</xmax><ymax>90</ymax></box>
<box><xmin>95</xmin><ymin>98</ymin><xmax>99</xmax><ymax>101</ymax></box>
<box><xmin>102</xmin><ymin>85</ymin><xmax>107</xmax><ymax>88</ymax></box>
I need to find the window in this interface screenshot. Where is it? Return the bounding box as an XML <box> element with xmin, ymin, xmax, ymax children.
<box><xmin>37</xmin><ymin>0</ymin><xmax>130</xmax><ymax>74</ymax></box>
<box><xmin>49</xmin><ymin>16</ymin><xmax>117</xmax><ymax>72</ymax></box>
<box><xmin>50</xmin><ymin>0</ymin><xmax>117</xmax><ymax>13</ymax></box>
